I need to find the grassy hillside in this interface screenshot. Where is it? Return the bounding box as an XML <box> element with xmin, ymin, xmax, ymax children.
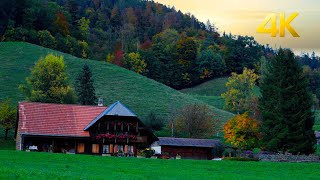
<box><xmin>180</xmin><ymin>78</ymin><xmax>228</xmax><ymax>109</ymax></box>
<box><xmin>0</xmin><ymin>151</ymin><xmax>319</xmax><ymax>179</ymax></box>
<box><xmin>181</xmin><ymin>78</ymin><xmax>229</xmax><ymax>96</ymax></box>
<box><xmin>0</xmin><ymin>42</ymin><xmax>234</xmax><ymax>123</ymax></box>
<box><xmin>181</xmin><ymin>77</ymin><xmax>261</xmax><ymax>110</ymax></box>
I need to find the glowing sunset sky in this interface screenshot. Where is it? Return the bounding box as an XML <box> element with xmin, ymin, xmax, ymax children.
<box><xmin>156</xmin><ymin>0</ymin><xmax>320</xmax><ymax>55</ymax></box>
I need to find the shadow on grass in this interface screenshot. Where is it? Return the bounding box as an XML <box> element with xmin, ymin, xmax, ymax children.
<box><xmin>0</xmin><ymin>138</ymin><xmax>15</xmax><ymax>150</ymax></box>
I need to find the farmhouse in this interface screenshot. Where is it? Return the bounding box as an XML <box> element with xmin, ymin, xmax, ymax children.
<box><xmin>15</xmin><ymin>101</ymin><xmax>158</xmax><ymax>156</ymax></box>
<box><xmin>151</xmin><ymin>137</ymin><xmax>223</xmax><ymax>160</ymax></box>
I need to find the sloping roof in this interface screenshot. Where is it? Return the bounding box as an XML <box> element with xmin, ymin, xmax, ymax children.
<box><xmin>18</xmin><ymin>102</ymin><xmax>106</xmax><ymax>137</ymax></box>
<box><xmin>157</xmin><ymin>137</ymin><xmax>222</xmax><ymax>148</ymax></box>
<box><xmin>84</xmin><ymin>101</ymin><xmax>137</xmax><ymax>130</ymax></box>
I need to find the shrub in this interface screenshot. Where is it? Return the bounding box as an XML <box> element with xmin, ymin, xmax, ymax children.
<box><xmin>137</xmin><ymin>150</ymin><xmax>146</xmax><ymax>157</ymax></box>
<box><xmin>222</xmin><ymin>149</ymin><xmax>236</xmax><ymax>157</ymax></box>
<box><xmin>223</xmin><ymin>157</ymin><xmax>259</xmax><ymax>162</ymax></box>
<box><xmin>137</xmin><ymin>148</ymin><xmax>155</xmax><ymax>158</ymax></box>
<box><xmin>144</xmin><ymin>149</ymin><xmax>155</xmax><ymax>158</ymax></box>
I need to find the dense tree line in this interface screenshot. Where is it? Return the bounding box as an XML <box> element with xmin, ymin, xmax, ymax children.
<box><xmin>0</xmin><ymin>0</ymin><xmax>265</xmax><ymax>89</ymax></box>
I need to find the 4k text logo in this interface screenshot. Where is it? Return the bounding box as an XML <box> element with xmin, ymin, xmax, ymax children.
<box><xmin>257</xmin><ymin>12</ymin><xmax>300</xmax><ymax>37</ymax></box>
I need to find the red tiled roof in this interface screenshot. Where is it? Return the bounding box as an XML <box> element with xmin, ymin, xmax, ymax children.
<box><xmin>18</xmin><ymin>102</ymin><xmax>107</xmax><ymax>137</ymax></box>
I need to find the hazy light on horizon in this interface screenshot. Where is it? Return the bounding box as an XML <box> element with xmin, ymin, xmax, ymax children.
<box><xmin>156</xmin><ymin>0</ymin><xmax>320</xmax><ymax>55</ymax></box>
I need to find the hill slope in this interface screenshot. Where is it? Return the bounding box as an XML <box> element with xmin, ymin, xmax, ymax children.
<box><xmin>0</xmin><ymin>42</ymin><xmax>234</xmax><ymax>122</ymax></box>
<box><xmin>180</xmin><ymin>78</ymin><xmax>228</xmax><ymax>109</ymax></box>
<box><xmin>181</xmin><ymin>77</ymin><xmax>261</xmax><ymax>110</ymax></box>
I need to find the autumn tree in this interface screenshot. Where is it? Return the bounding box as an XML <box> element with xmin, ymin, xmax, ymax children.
<box><xmin>223</xmin><ymin>112</ymin><xmax>260</xmax><ymax>150</ymax></box>
<box><xmin>259</xmin><ymin>49</ymin><xmax>316</xmax><ymax>154</ymax></box>
<box><xmin>75</xmin><ymin>63</ymin><xmax>97</xmax><ymax>105</ymax></box>
<box><xmin>176</xmin><ymin>36</ymin><xmax>197</xmax><ymax>82</ymax></box>
<box><xmin>54</xmin><ymin>12</ymin><xmax>70</xmax><ymax>36</ymax></box>
<box><xmin>221</xmin><ymin>68</ymin><xmax>258</xmax><ymax>114</ymax></box>
<box><xmin>78</xmin><ymin>40</ymin><xmax>89</xmax><ymax>58</ymax></box>
<box><xmin>78</xmin><ymin>17</ymin><xmax>90</xmax><ymax>40</ymax></box>
<box><xmin>124</xmin><ymin>52</ymin><xmax>147</xmax><ymax>74</ymax></box>
<box><xmin>173</xmin><ymin>104</ymin><xmax>221</xmax><ymax>138</ymax></box>
<box><xmin>20</xmin><ymin>54</ymin><xmax>77</xmax><ymax>104</ymax></box>
<box><xmin>124</xmin><ymin>8</ymin><xmax>137</xmax><ymax>26</ymax></box>
<box><xmin>0</xmin><ymin>99</ymin><xmax>16</xmax><ymax>140</ymax></box>
<box><xmin>114</xmin><ymin>50</ymin><xmax>125</xmax><ymax>67</ymax></box>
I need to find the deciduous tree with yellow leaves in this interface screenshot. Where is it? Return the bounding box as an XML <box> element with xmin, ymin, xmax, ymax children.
<box><xmin>223</xmin><ymin>112</ymin><xmax>261</xmax><ymax>150</ymax></box>
<box><xmin>221</xmin><ymin>68</ymin><xmax>258</xmax><ymax>114</ymax></box>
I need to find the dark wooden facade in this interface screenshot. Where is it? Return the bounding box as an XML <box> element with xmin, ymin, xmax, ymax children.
<box><xmin>153</xmin><ymin>137</ymin><xmax>222</xmax><ymax>160</ymax></box>
<box><xmin>162</xmin><ymin>146</ymin><xmax>213</xmax><ymax>160</ymax></box>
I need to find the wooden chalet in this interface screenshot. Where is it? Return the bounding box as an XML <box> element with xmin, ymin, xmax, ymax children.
<box><xmin>15</xmin><ymin>101</ymin><xmax>158</xmax><ymax>156</ymax></box>
<box><xmin>151</xmin><ymin>137</ymin><xmax>223</xmax><ymax>160</ymax></box>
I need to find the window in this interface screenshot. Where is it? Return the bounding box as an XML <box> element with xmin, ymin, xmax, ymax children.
<box><xmin>128</xmin><ymin>145</ymin><xmax>134</xmax><ymax>153</ymax></box>
<box><xmin>118</xmin><ymin>145</ymin><xmax>124</xmax><ymax>152</ymax></box>
<box><xmin>103</xmin><ymin>145</ymin><xmax>109</xmax><ymax>154</ymax></box>
<box><xmin>92</xmin><ymin>144</ymin><xmax>99</xmax><ymax>154</ymax></box>
<box><xmin>77</xmin><ymin>143</ymin><xmax>85</xmax><ymax>153</ymax></box>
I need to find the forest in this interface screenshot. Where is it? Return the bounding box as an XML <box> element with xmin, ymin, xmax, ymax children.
<box><xmin>0</xmin><ymin>0</ymin><xmax>319</xmax><ymax>90</ymax></box>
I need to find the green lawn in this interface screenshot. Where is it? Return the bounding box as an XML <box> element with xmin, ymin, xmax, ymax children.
<box><xmin>0</xmin><ymin>150</ymin><xmax>318</xmax><ymax>179</ymax></box>
<box><xmin>0</xmin><ymin>42</ymin><xmax>234</xmax><ymax>123</ymax></box>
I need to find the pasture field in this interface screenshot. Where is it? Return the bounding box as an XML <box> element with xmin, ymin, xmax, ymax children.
<box><xmin>0</xmin><ymin>150</ymin><xmax>319</xmax><ymax>179</ymax></box>
<box><xmin>180</xmin><ymin>78</ymin><xmax>228</xmax><ymax>110</ymax></box>
<box><xmin>0</xmin><ymin>42</ymin><xmax>234</xmax><ymax>122</ymax></box>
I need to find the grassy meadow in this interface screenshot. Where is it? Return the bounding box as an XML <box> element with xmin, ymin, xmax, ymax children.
<box><xmin>180</xmin><ymin>77</ymin><xmax>260</xmax><ymax>110</ymax></box>
<box><xmin>0</xmin><ymin>42</ymin><xmax>234</xmax><ymax>123</ymax></box>
<box><xmin>0</xmin><ymin>150</ymin><xmax>319</xmax><ymax>179</ymax></box>
<box><xmin>180</xmin><ymin>78</ymin><xmax>228</xmax><ymax>109</ymax></box>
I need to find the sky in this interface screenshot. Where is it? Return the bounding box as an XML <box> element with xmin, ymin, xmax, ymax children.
<box><xmin>156</xmin><ymin>0</ymin><xmax>320</xmax><ymax>55</ymax></box>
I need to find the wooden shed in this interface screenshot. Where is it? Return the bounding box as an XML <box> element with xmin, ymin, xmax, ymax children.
<box><xmin>151</xmin><ymin>137</ymin><xmax>223</xmax><ymax>160</ymax></box>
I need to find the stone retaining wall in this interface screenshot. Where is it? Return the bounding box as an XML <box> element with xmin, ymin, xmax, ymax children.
<box><xmin>257</xmin><ymin>154</ymin><xmax>320</xmax><ymax>162</ymax></box>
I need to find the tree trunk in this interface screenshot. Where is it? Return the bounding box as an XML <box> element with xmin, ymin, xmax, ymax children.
<box><xmin>4</xmin><ymin>129</ymin><xmax>9</xmax><ymax>140</ymax></box>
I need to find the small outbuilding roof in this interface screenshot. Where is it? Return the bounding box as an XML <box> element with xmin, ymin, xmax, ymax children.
<box><xmin>157</xmin><ymin>137</ymin><xmax>222</xmax><ymax>148</ymax></box>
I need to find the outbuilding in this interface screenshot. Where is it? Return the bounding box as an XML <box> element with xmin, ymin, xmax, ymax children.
<box><xmin>151</xmin><ymin>137</ymin><xmax>223</xmax><ymax>160</ymax></box>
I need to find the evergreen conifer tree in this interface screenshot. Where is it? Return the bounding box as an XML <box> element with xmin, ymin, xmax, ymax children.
<box><xmin>259</xmin><ymin>49</ymin><xmax>316</xmax><ymax>154</ymax></box>
<box><xmin>75</xmin><ymin>63</ymin><xmax>97</xmax><ymax>105</ymax></box>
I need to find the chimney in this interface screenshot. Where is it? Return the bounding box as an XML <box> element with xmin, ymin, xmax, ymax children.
<box><xmin>98</xmin><ymin>98</ymin><xmax>104</xmax><ymax>107</ymax></box>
